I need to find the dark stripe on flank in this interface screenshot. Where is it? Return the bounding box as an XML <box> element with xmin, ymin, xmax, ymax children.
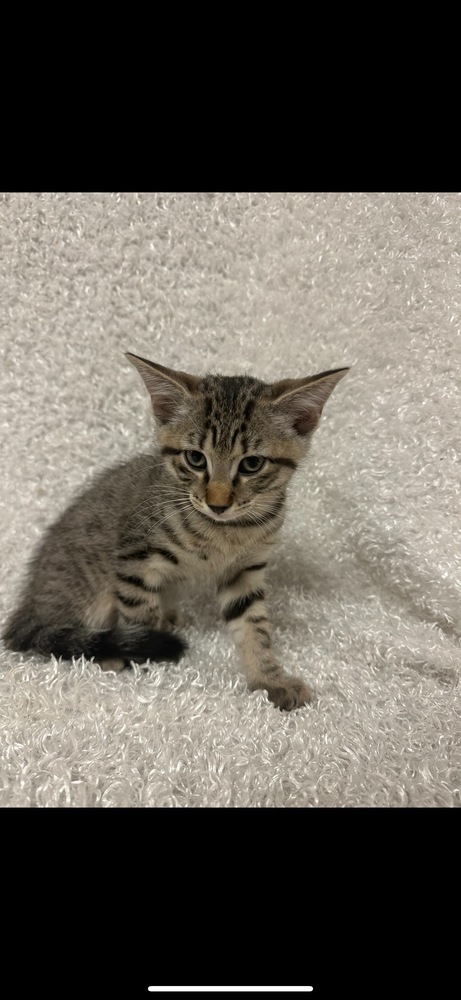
<box><xmin>222</xmin><ymin>589</ymin><xmax>265</xmax><ymax>622</ymax></box>
<box><xmin>117</xmin><ymin>592</ymin><xmax>145</xmax><ymax>608</ymax></box>
<box><xmin>120</xmin><ymin>544</ymin><xmax>181</xmax><ymax>566</ymax></box>
<box><xmin>117</xmin><ymin>573</ymin><xmax>161</xmax><ymax>593</ymax></box>
<box><xmin>243</xmin><ymin>562</ymin><xmax>267</xmax><ymax>575</ymax></box>
<box><xmin>118</xmin><ymin>547</ymin><xmax>151</xmax><ymax>561</ymax></box>
<box><xmin>219</xmin><ymin>562</ymin><xmax>267</xmax><ymax>591</ymax></box>
<box><xmin>151</xmin><ymin>546</ymin><xmax>179</xmax><ymax>565</ymax></box>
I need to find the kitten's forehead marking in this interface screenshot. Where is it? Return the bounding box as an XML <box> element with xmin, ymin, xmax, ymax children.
<box><xmin>200</xmin><ymin>375</ymin><xmax>264</xmax><ymax>453</ymax></box>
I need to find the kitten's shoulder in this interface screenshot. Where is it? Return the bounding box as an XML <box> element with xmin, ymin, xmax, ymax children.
<box><xmin>83</xmin><ymin>451</ymin><xmax>162</xmax><ymax>498</ymax></box>
<box><xmin>50</xmin><ymin>452</ymin><xmax>161</xmax><ymax>525</ymax></box>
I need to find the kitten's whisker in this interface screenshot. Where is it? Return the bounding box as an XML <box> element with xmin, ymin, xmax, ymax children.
<box><xmin>128</xmin><ymin>493</ymin><xmax>191</xmax><ymax>520</ymax></box>
<box><xmin>133</xmin><ymin>502</ymin><xmax>192</xmax><ymax>534</ymax></box>
<box><xmin>124</xmin><ymin>500</ymin><xmax>193</xmax><ymax>538</ymax></box>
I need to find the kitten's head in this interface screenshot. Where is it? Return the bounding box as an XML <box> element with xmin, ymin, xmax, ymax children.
<box><xmin>126</xmin><ymin>353</ymin><xmax>349</xmax><ymax>525</ymax></box>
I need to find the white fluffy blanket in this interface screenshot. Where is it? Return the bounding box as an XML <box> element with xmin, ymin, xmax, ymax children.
<box><xmin>1</xmin><ymin>192</ymin><xmax>460</xmax><ymax>807</ymax></box>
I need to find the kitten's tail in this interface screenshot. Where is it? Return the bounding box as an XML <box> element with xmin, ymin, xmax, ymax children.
<box><xmin>2</xmin><ymin>610</ymin><xmax>186</xmax><ymax>664</ymax></box>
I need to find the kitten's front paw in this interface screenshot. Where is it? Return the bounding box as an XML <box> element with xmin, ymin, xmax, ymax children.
<box><xmin>265</xmin><ymin>676</ymin><xmax>312</xmax><ymax>711</ymax></box>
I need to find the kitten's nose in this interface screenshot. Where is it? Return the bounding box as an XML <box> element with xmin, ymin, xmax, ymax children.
<box><xmin>209</xmin><ymin>504</ymin><xmax>229</xmax><ymax>515</ymax></box>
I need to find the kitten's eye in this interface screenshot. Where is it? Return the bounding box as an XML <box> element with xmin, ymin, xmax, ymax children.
<box><xmin>184</xmin><ymin>450</ymin><xmax>207</xmax><ymax>470</ymax></box>
<box><xmin>239</xmin><ymin>455</ymin><xmax>266</xmax><ymax>475</ymax></box>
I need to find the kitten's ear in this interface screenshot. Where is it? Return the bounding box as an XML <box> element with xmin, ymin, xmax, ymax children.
<box><xmin>270</xmin><ymin>367</ymin><xmax>349</xmax><ymax>436</ymax></box>
<box><xmin>125</xmin><ymin>353</ymin><xmax>200</xmax><ymax>423</ymax></box>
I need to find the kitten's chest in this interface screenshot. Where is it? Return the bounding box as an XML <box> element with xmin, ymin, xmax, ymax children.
<box><xmin>180</xmin><ymin>546</ymin><xmax>232</xmax><ymax>581</ymax></box>
<box><xmin>171</xmin><ymin>533</ymin><xmax>247</xmax><ymax>582</ymax></box>
<box><xmin>147</xmin><ymin>519</ymin><xmax>270</xmax><ymax>584</ymax></box>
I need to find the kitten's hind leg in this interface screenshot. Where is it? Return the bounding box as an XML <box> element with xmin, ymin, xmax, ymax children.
<box><xmin>113</xmin><ymin>556</ymin><xmax>187</xmax><ymax>661</ymax></box>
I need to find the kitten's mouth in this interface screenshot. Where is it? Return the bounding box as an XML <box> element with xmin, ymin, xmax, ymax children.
<box><xmin>207</xmin><ymin>511</ymin><xmax>239</xmax><ymax>523</ymax></box>
<box><xmin>190</xmin><ymin>499</ymin><xmax>244</xmax><ymax>524</ymax></box>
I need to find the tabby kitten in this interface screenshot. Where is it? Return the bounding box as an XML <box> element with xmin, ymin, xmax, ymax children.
<box><xmin>3</xmin><ymin>354</ymin><xmax>348</xmax><ymax>710</ymax></box>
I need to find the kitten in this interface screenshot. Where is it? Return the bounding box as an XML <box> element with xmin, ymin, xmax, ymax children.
<box><xmin>3</xmin><ymin>354</ymin><xmax>348</xmax><ymax>710</ymax></box>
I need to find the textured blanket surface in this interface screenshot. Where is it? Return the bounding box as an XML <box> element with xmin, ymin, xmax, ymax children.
<box><xmin>1</xmin><ymin>191</ymin><xmax>460</xmax><ymax>808</ymax></box>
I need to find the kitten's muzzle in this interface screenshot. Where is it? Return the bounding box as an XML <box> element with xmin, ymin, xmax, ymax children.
<box><xmin>205</xmin><ymin>481</ymin><xmax>234</xmax><ymax>512</ymax></box>
<box><xmin>208</xmin><ymin>504</ymin><xmax>230</xmax><ymax>515</ymax></box>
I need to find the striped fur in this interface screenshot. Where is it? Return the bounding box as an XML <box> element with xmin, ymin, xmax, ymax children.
<box><xmin>2</xmin><ymin>355</ymin><xmax>348</xmax><ymax>709</ymax></box>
